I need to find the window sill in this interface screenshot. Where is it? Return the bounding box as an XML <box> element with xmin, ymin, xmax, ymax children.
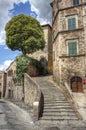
<box><xmin>59</xmin><ymin>54</ymin><xmax>85</xmax><ymax>58</ymax></box>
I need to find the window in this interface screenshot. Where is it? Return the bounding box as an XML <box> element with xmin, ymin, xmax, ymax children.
<box><xmin>68</xmin><ymin>42</ymin><xmax>77</xmax><ymax>56</ymax></box>
<box><xmin>68</xmin><ymin>17</ymin><xmax>76</xmax><ymax>30</ymax></box>
<box><xmin>73</xmin><ymin>0</ymin><xmax>79</xmax><ymax>5</ymax></box>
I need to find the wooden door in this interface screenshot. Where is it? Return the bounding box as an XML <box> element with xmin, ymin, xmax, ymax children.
<box><xmin>71</xmin><ymin>77</ymin><xmax>83</xmax><ymax>92</ymax></box>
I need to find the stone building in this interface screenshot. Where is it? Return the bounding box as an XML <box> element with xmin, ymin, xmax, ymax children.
<box><xmin>5</xmin><ymin>59</ymin><xmax>40</xmax><ymax>100</ymax></box>
<box><xmin>28</xmin><ymin>24</ymin><xmax>53</xmax><ymax>74</ymax></box>
<box><xmin>51</xmin><ymin>0</ymin><xmax>86</xmax><ymax>92</ymax></box>
<box><xmin>5</xmin><ymin>61</ymin><xmax>17</xmax><ymax>99</ymax></box>
<box><xmin>0</xmin><ymin>71</ymin><xmax>6</xmax><ymax>98</ymax></box>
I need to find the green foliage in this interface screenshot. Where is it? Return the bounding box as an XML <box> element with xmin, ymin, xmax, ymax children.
<box><xmin>16</xmin><ymin>55</ymin><xmax>29</xmax><ymax>82</ymax></box>
<box><xmin>5</xmin><ymin>14</ymin><xmax>45</xmax><ymax>54</ymax></box>
<box><xmin>16</xmin><ymin>55</ymin><xmax>41</xmax><ymax>82</ymax></box>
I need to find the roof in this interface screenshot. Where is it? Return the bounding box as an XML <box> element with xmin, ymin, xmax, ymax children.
<box><xmin>6</xmin><ymin>60</ymin><xmax>16</xmax><ymax>72</ymax></box>
<box><xmin>41</xmin><ymin>24</ymin><xmax>52</xmax><ymax>29</ymax></box>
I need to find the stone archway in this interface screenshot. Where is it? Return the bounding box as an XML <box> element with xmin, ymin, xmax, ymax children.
<box><xmin>71</xmin><ymin>76</ymin><xmax>83</xmax><ymax>92</ymax></box>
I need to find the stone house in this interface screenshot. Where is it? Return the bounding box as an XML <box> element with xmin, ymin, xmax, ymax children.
<box><xmin>5</xmin><ymin>60</ymin><xmax>39</xmax><ymax>100</ymax></box>
<box><xmin>5</xmin><ymin>61</ymin><xmax>17</xmax><ymax>99</ymax></box>
<box><xmin>51</xmin><ymin>0</ymin><xmax>86</xmax><ymax>92</ymax></box>
<box><xmin>28</xmin><ymin>24</ymin><xmax>53</xmax><ymax>74</ymax></box>
<box><xmin>0</xmin><ymin>71</ymin><xmax>6</xmax><ymax>98</ymax></box>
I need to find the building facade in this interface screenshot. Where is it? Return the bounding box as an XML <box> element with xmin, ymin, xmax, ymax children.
<box><xmin>0</xmin><ymin>71</ymin><xmax>6</xmax><ymax>98</ymax></box>
<box><xmin>5</xmin><ymin>61</ymin><xmax>17</xmax><ymax>99</ymax></box>
<box><xmin>51</xmin><ymin>0</ymin><xmax>86</xmax><ymax>92</ymax></box>
<box><xmin>28</xmin><ymin>24</ymin><xmax>53</xmax><ymax>74</ymax></box>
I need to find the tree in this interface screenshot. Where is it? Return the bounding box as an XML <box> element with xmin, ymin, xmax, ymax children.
<box><xmin>5</xmin><ymin>14</ymin><xmax>45</xmax><ymax>54</ymax></box>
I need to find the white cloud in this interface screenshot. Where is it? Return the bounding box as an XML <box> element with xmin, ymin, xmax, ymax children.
<box><xmin>0</xmin><ymin>31</ymin><xmax>6</xmax><ymax>45</ymax></box>
<box><xmin>29</xmin><ymin>0</ymin><xmax>52</xmax><ymax>25</ymax></box>
<box><xmin>0</xmin><ymin>60</ymin><xmax>13</xmax><ymax>71</ymax></box>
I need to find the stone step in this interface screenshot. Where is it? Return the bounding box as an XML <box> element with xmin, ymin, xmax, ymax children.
<box><xmin>39</xmin><ymin>119</ymin><xmax>79</xmax><ymax>125</ymax></box>
<box><xmin>44</xmin><ymin>103</ymin><xmax>70</xmax><ymax>106</ymax></box>
<box><xmin>44</xmin><ymin>98</ymin><xmax>67</xmax><ymax>101</ymax></box>
<box><xmin>43</xmin><ymin>109</ymin><xmax>74</xmax><ymax>113</ymax></box>
<box><xmin>40</xmin><ymin>116</ymin><xmax>78</xmax><ymax>120</ymax></box>
<box><xmin>44</xmin><ymin>95</ymin><xmax>66</xmax><ymax>98</ymax></box>
<box><xmin>44</xmin><ymin>105</ymin><xmax>71</xmax><ymax>109</ymax></box>
<box><xmin>44</xmin><ymin>101</ymin><xmax>69</xmax><ymax>104</ymax></box>
<box><xmin>43</xmin><ymin>112</ymin><xmax>76</xmax><ymax>116</ymax></box>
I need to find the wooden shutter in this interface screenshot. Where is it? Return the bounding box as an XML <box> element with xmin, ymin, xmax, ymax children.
<box><xmin>68</xmin><ymin>18</ymin><xmax>76</xmax><ymax>30</ymax></box>
<box><xmin>68</xmin><ymin>42</ymin><xmax>77</xmax><ymax>56</ymax></box>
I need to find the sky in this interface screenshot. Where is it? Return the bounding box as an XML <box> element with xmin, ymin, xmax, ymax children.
<box><xmin>0</xmin><ymin>0</ymin><xmax>52</xmax><ymax>71</ymax></box>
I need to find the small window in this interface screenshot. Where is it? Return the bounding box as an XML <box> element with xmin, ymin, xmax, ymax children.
<box><xmin>68</xmin><ymin>17</ymin><xmax>76</xmax><ymax>30</ymax></box>
<box><xmin>68</xmin><ymin>42</ymin><xmax>77</xmax><ymax>56</ymax></box>
<box><xmin>73</xmin><ymin>0</ymin><xmax>79</xmax><ymax>5</ymax></box>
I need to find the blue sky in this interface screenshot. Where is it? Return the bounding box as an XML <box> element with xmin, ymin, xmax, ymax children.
<box><xmin>0</xmin><ymin>0</ymin><xmax>52</xmax><ymax>71</ymax></box>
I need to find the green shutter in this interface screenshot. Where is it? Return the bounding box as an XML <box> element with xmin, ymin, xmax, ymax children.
<box><xmin>72</xmin><ymin>18</ymin><xmax>76</xmax><ymax>29</ymax></box>
<box><xmin>68</xmin><ymin>18</ymin><xmax>76</xmax><ymax>30</ymax></box>
<box><xmin>68</xmin><ymin>42</ymin><xmax>77</xmax><ymax>56</ymax></box>
<box><xmin>68</xmin><ymin>19</ymin><xmax>72</xmax><ymax>30</ymax></box>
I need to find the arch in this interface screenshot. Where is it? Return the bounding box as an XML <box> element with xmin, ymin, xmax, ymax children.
<box><xmin>70</xmin><ymin>76</ymin><xmax>83</xmax><ymax>92</ymax></box>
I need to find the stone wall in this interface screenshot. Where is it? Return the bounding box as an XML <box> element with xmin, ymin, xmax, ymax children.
<box><xmin>24</xmin><ymin>73</ymin><xmax>43</xmax><ymax>120</ymax></box>
<box><xmin>13</xmin><ymin>85</ymin><xmax>24</xmax><ymax>101</ymax></box>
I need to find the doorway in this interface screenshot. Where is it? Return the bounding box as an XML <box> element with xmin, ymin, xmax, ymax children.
<box><xmin>71</xmin><ymin>76</ymin><xmax>83</xmax><ymax>92</ymax></box>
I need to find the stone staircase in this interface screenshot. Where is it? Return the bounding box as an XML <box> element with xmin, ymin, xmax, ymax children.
<box><xmin>35</xmin><ymin>76</ymin><xmax>80</xmax><ymax>124</ymax></box>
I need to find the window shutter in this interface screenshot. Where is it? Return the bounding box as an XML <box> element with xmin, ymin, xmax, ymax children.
<box><xmin>68</xmin><ymin>18</ymin><xmax>76</xmax><ymax>30</ymax></box>
<box><xmin>72</xmin><ymin>18</ymin><xmax>76</xmax><ymax>29</ymax></box>
<box><xmin>68</xmin><ymin>42</ymin><xmax>77</xmax><ymax>56</ymax></box>
<box><xmin>68</xmin><ymin>19</ymin><xmax>71</xmax><ymax>30</ymax></box>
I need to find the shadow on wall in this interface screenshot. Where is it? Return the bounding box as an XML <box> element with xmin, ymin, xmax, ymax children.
<box><xmin>40</xmin><ymin>56</ymin><xmax>48</xmax><ymax>75</ymax></box>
